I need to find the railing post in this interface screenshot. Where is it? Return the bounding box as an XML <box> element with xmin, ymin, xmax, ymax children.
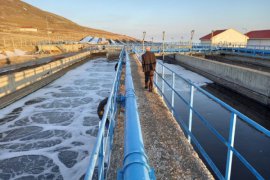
<box><xmin>188</xmin><ymin>85</ymin><xmax>194</xmax><ymax>143</ymax></box>
<box><xmin>161</xmin><ymin>65</ymin><xmax>165</xmax><ymax>99</ymax></box>
<box><xmin>155</xmin><ymin>69</ymin><xmax>158</xmax><ymax>86</ymax></box>
<box><xmin>3</xmin><ymin>37</ymin><xmax>6</xmax><ymax>48</ymax></box>
<box><xmin>171</xmin><ymin>72</ymin><xmax>175</xmax><ymax>115</ymax></box>
<box><xmin>98</xmin><ymin>134</ymin><xmax>105</xmax><ymax>180</ymax></box>
<box><xmin>225</xmin><ymin>113</ymin><xmax>237</xmax><ymax>180</ymax></box>
<box><xmin>12</xmin><ymin>38</ymin><xmax>15</xmax><ymax>49</ymax></box>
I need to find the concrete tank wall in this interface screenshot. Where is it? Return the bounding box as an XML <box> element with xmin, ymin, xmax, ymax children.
<box><xmin>173</xmin><ymin>54</ymin><xmax>270</xmax><ymax>105</ymax></box>
<box><xmin>0</xmin><ymin>51</ymin><xmax>91</xmax><ymax>98</ymax></box>
<box><xmin>37</xmin><ymin>44</ymin><xmax>86</xmax><ymax>53</ymax></box>
<box><xmin>217</xmin><ymin>53</ymin><xmax>270</xmax><ymax>68</ymax></box>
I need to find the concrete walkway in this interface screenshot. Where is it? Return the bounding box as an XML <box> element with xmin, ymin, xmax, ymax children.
<box><xmin>108</xmin><ymin>54</ymin><xmax>213</xmax><ymax>179</ymax></box>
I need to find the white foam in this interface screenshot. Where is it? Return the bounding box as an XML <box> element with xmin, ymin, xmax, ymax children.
<box><xmin>0</xmin><ymin>58</ymin><xmax>117</xmax><ymax>179</ymax></box>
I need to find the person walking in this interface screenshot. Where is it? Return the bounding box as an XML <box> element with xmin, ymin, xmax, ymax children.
<box><xmin>142</xmin><ymin>47</ymin><xmax>156</xmax><ymax>92</ymax></box>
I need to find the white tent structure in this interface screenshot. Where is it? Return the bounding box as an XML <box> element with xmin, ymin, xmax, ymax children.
<box><xmin>98</xmin><ymin>38</ymin><xmax>109</xmax><ymax>44</ymax></box>
<box><xmin>109</xmin><ymin>39</ymin><xmax>117</xmax><ymax>45</ymax></box>
<box><xmin>80</xmin><ymin>36</ymin><xmax>133</xmax><ymax>45</ymax></box>
<box><xmin>88</xmin><ymin>37</ymin><xmax>100</xmax><ymax>44</ymax></box>
<box><xmin>80</xmin><ymin>36</ymin><xmax>94</xmax><ymax>43</ymax></box>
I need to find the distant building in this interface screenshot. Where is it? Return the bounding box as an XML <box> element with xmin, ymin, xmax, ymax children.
<box><xmin>245</xmin><ymin>30</ymin><xmax>270</xmax><ymax>46</ymax></box>
<box><xmin>19</xmin><ymin>27</ymin><xmax>38</xmax><ymax>32</ymax></box>
<box><xmin>200</xmin><ymin>29</ymin><xmax>248</xmax><ymax>46</ymax></box>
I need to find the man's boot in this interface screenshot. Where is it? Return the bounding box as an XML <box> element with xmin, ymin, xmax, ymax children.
<box><xmin>149</xmin><ymin>83</ymin><xmax>153</xmax><ymax>92</ymax></box>
<box><xmin>145</xmin><ymin>81</ymin><xmax>148</xmax><ymax>89</ymax></box>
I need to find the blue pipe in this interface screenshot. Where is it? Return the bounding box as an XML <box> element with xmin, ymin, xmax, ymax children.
<box><xmin>118</xmin><ymin>49</ymin><xmax>155</xmax><ymax>180</ymax></box>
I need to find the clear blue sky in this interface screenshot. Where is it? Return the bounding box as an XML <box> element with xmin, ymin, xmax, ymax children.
<box><xmin>22</xmin><ymin>0</ymin><xmax>270</xmax><ymax>42</ymax></box>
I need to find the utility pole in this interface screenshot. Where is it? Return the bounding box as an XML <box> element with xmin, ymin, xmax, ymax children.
<box><xmin>142</xmin><ymin>31</ymin><xmax>146</xmax><ymax>52</ymax></box>
<box><xmin>179</xmin><ymin>35</ymin><xmax>183</xmax><ymax>51</ymax></box>
<box><xmin>3</xmin><ymin>37</ymin><xmax>6</xmax><ymax>48</ymax></box>
<box><xmin>190</xmin><ymin>30</ymin><xmax>195</xmax><ymax>53</ymax></box>
<box><xmin>162</xmin><ymin>31</ymin><xmax>165</xmax><ymax>62</ymax></box>
<box><xmin>211</xmin><ymin>30</ymin><xmax>214</xmax><ymax>46</ymax></box>
<box><xmin>12</xmin><ymin>38</ymin><xmax>15</xmax><ymax>49</ymax></box>
<box><xmin>190</xmin><ymin>30</ymin><xmax>195</xmax><ymax>45</ymax></box>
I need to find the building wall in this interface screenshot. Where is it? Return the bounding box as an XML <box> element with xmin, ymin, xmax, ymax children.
<box><xmin>20</xmin><ymin>28</ymin><xmax>38</xmax><ymax>32</ymax></box>
<box><xmin>247</xmin><ymin>39</ymin><xmax>270</xmax><ymax>46</ymax></box>
<box><xmin>213</xmin><ymin>29</ymin><xmax>248</xmax><ymax>45</ymax></box>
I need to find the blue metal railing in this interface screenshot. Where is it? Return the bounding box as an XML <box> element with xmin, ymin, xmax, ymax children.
<box><xmin>85</xmin><ymin>48</ymin><xmax>154</xmax><ymax>180</ymax></box>
<box><xmin>117</xmin><ymin>49</ymin><xmax>155</xmax><ymax>180</ymax></box>
<box><xmin>133</xmin><ymin>44</ymin><xmax>270</xmax><ymax>58</ymax></box>
<box><xmin>133</xmin><ymin>49</ymin><xmax>270</xmax><ymax>180</ymax></box>
<box><xmin>84</xmin><ymin>49</ymin><xmax>124</xmax><ymax>180</ymax></box>
<box><xmin>155</xmin><ymin>62</ymin><xmax>270</xmax><ymax>180</ymax></box>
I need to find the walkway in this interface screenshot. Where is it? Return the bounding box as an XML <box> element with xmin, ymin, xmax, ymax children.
<box><xmin>108</xmin><ymin>53</ymin><xmax>213</xmax><ymax>179</ymax></box>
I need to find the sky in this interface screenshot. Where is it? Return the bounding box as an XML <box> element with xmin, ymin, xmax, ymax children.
<box><xmin>22</xmin><ymin>0</ymin><xmax>270</xmax><ymax>42</ymax></box>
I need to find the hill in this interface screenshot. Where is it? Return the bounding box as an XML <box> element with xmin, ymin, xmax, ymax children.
<box><xmin>0</xmin><ymin>0</ymin><xmax>136</xmax><ymax>42</ymax></box>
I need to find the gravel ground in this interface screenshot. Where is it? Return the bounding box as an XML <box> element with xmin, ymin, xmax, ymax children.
<box><xmin>107</xmin><ymin>67</ymin><xmax>125</xmax><ymax>180</ymax></box>
<box><xmin>108</xmin><ymin>54</ymin><xmax>214</xmax><ymax>180</ymax></box>
<box><xmin>129</xmin><ymin>53</ymin><xmax>214</xmax><ymax>180</ymax></box>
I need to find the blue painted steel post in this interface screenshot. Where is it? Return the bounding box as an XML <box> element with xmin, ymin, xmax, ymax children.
<box><xmin>188</xmin><ymin>85</ymin><xmax>194</xmax><ymax>143</ymax></box>
<box><xmin>120</xmin><ymin>49</ymin><xmax>155</xmax><ymax>180</ymax></box>
<box><xmin>225</xmin><ymin>113</ymin><xmax>237</xmax><ymax>180</ymax></box>
<box><xmin>171</xmin><ymin>72</ymin><xmax>175</xmax><ymax>115</ymax></box>
<box><xmin>155</xmin><ymin>69</ymin><xmax>158</xmax><ymax>86</ymax></box>
<box><xmin>98</xmin><ymin>135</ymin><xmax>105</xmax><ymax>180</ymax></box>
<box><xmin>161</xmin><ymin>65</ymin><xmax>165</xmax><ymax>99</ymax></box>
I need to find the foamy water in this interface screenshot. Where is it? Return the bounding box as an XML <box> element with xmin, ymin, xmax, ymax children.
<box><xmin>0</xmin><ymin>58</ymin><xmax>116</xmax><ymax>180</ymax></box>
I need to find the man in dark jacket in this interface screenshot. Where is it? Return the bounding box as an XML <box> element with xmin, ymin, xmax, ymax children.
<box><xmin>142</xmin><ymin>47</ymin><xmax>156</xmax><ymax>92</ymax></box>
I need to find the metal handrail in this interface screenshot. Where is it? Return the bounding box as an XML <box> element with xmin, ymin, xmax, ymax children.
<box><xmin>158</xmin><ymin>62</ymin><xmax>270</xmax><ymax>136</ymax></box>
<box><xmin>133</xmin><ymin>49</ymin><xmax>270</xmax><ymax>180</ymax></box>
<box><xmin>155</xmin><ymin>62</ymin><xmax>270</xmax><ymax>180</ymax></box>
<box><xmin>84</xmin><ymin>48</ymin><xmax>124</xmax><ymax>180</ymax></box>
<box><xmin>118</xmin><ymin>49</ymin><xmax>155</xmax><ymax>180</ymax></box>
<box><xmin>133</xmin><ymin>44</ymin><xmax>270</xmax><ymax>58</ymax></box>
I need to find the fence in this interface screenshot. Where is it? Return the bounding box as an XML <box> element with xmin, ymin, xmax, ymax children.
<box><xmin>133</xmin><ymin>49</ymin><xmax>270</xmax><ymax>179</ymax></box>
<box><xmin>0</xmin><ymin>37</ymin><xmax>65</xmax><ymax>49</ymax></box>
<box><xmin>154</xmin><ymin>61</ymin><xmax>270</xmax><ymax>179</ymax></box>
<box><xmin>0</xmin><ymin>36</ymin><xmax>127</xmax><ymax>50</ymax></box>
<box><xmin>133</xmin><ymin>43</ymin><xmax>270</xmax><ymax>58</ymax></box>
<box><xmin>84</xmin><ymin>49</ymin><xmax>124</xmax><ymax>180</ymax></box>
<box><xmin>0</xmin><ymin>35</ymin><xmax>86</xmax><ymax>49</ymax></box>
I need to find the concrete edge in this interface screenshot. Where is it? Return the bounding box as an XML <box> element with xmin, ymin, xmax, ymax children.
<box><xmin>0</xmin><ymin>55</ymin><xmax>91</xmax><ymax>109</ymax></box>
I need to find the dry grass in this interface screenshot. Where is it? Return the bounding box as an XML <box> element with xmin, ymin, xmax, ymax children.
<box><xmin>0</xmin><ymin>0</ymin><xmax>137</xmax><ymax>50</ymax></box>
